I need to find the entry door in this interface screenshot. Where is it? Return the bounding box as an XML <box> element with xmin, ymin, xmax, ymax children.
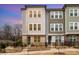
<box><xmin>27</xmin><ymin>36</ymin><xmax>31</xmax><ymax>45</ymax></box>
<box><xmin>48</xmin><ymin>36</ymin><xmax>51</xmax><ymax>45</ymax></box>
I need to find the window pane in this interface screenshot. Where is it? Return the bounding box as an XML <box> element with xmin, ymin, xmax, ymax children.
<box><xmin>29</xmin><ymin>11</ymin><xmax>32</xmax><ymax>17</ymax></box>
<box><xmin>69</xmin><ymin>9</ymin><xmax>73</xmax><ymax>16</ymax></box>
<box><xmin>75</xmin><ymin>23</ymin><xmax>78</xmax><ymax>29</ymax></box>
<box><xmin>55</xmin><ymin>24</ymin><xmax>58</xmax><ymax>31</ymax></box>
<box><xmin>50</xmin><ymin>24</ymin><xmax>54</xmax><ymax>31</ymax></box>
<box><xmin>29</xmin><ymin>24</ymin><xmax>32</xmax><ymax>31</ymax></box>
<box><xmin>55</xmin><ymin>15</ymin><xmax>58</xmax><ymax>19</ymax></box>
<box><xmin>59</xmin><ymin>15</ymin><xmax>62</xmax><ymax>19</ymax></box>
<box><xmin>70</xmin><ymin>13</ymin><xmax>73</xmax><ymax>16</ymax></box>
<box><xmin>34</xmin><ymin>24</ymin><xmax>36</xmax><ymax>31</ymax></box>
<box><xmin>34</xmin><ymin>11</ymin><xmax>36</xmax><ymax>17</ymax></box>
<box><xmin>51</xmin><ymin>15</ymin><xmax>54</xmax><ymax>19</ymax></box>
<box><xmin>51</xmin><ymin>28</ymin><xmax>54</xmax><ymax>31</ymax></box>
<box><xmin>70</xmin><ymin>23</ymin><xmax>73</xmax><ymax>30</ymax></box>
<box><xmin>59</xmin><ymin>24</ymin><xmax>63</xmax><ymax>31</ymax></box>
<box><xmin>74</xmin><ymin>9</ymin><xmax>77</xmax><ymax>16</ymax></box>
<box><xmin>38</xmin><ymin>24</ymin><xmax>41</xmax><ymax>31</ymax></box>
<box><xmin>38</xmin><ymin>36</ymin><xmax>40</xmax><ymax>42</ymax></box>
<box><xmin>70</xmin><ymin>26</ymin><xmax>73</xmax><ymax>30</ymax></box>
<box><xmin>38</xmin><ymin>11</ymin><xmax>41</xmax><ymax>17</ymax></box>
<box><xmin>34</xmin><ymin>36</ymin><xmax>37</xmax><ymax>42</ymax></box>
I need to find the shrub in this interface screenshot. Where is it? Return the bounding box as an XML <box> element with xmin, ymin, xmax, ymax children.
<box><xmin>74</xmin><ymin>45</ymin><xmax>79</xmax><ymax>48</ymax></box>
<box><xmin>0</xmin><ymin>43</ymin><xmax>7</xmax><ymax>49</ymax></box>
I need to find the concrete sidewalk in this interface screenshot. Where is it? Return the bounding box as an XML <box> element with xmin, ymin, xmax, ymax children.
<box><xmin>0</xmin><ymin>48</ymin><xmax>79</xmax><ymax>55</ymax></box>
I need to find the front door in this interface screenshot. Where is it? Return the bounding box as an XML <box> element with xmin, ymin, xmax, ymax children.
<box><xmin>27</xmin><ymin>36</ymin><xmax>31</xmax><ymax>45</ymax></box>
<box><xmin>48</xmin><ymin>36</ymin><xmax>52</xmax><ymax>45</ymax></box>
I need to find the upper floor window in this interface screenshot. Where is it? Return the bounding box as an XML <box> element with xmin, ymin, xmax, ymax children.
<box><xmin>34</xmin><ymin>24</ymin><xmax>36</xmax><ymax>31</ymax></box>
<box><xmin>38</xmin><ymin>11</ymin><xmax>41</xmax><ymax>17</ymax></box>
<box><xmin>50</xmin><ymin>23</ymin><xmax>63</xmax><ymax>32</ymax></box>
<box><xmin>29</xmin><ymin>10</ymin><xmax>41</xmax><ymax>18</ymax></box>
<box><xmin>38</xmin><ymin>24</ymin><xmax>41</xmax><ymax>31</ymax></box>
<box><xmin>69</xmin><ymin>22</ymin><xmax>79</xmax><ymax>30</ymax></box>
<box><xmin>29</xmin><ymin>24</ymin><xmax>32</xmax><ymax>31</ymax></box>
<box><xmin>29</xmin><ymin>24</ymin><xmax>41</xmax><ymax>31</ymax></box>
<box><xmin>29</xmin><ymin>11</ymin><xmax>32</xmax><ymax>17</ymax></box>
<box><xmin>34</xmin><ymin>11</ymin><xmax>36</xmax><ymax>18</ymax></box>
<box><xmin>50</xmin><ymin>11</ymin><xmax>63</xmax><ymax>19</ymax></box>
<box><xmin>69</xmin><ymin>9</ymin><xmax>78</xmax><ymax>17</ymax></box>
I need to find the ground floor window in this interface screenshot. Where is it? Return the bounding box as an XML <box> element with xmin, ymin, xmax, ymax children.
<box><xmin>48</xmin><ymin>36</ymin><xmax>64</xmax><ymax>46</ymax></box>
<box><xmin>68</xmin><ymin>35</ymin><xmax>77</xmax><ymax>46</ymax></box>
<box><xmin>34</xmin><ymin>36</ymin><xmax>40</xmax><ymax>43</ymax></box>
<box><xmin>55</xmin><ymin>36</ymin><xmax>61</xmax><ymax>43</ymax></box>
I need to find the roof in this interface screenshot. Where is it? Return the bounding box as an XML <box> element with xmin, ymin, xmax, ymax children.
<box><xmin>21</xmin><ymin>4</ymin><xmax>46</xmax><ymax>10</ymax></box>
<box><xmin>21</xmin><ymin>4</ymin><xmax>79</xmax><ymax>11</ymax></box>
<box><xmin>47</xmin><ymin>8</ymin><xmax>64</xmax><ymax>11</ymax></box>
<box><xmin>64</xmin><ymin>4</ymin><xmax>79</xmax><ymax>8</ymax></box>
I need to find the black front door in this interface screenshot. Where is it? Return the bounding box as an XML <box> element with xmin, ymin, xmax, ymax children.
<box><xmin>27</xmin><ymin>36</ymin><xmax>31</xmax><ymax>45</ymax></box>
<box><xmin>48</xmin><ymin>36</ymin><xmax>51</xmax><ymax>45</ymax></box>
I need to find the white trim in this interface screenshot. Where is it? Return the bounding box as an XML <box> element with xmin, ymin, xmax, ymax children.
<box><xmin>48</xmin><ymin>33</ymin><xmax>64</xmax><ymax>35</ymax></box>
<box><xmin>50</xmin><ymin>23</ymin><xmax>63</xmax><ymax>32</ymax></box>
<box><xmin>50</xmin><ymin>11</ymin><xmax>63</xmax><ymax>19</ymax></box>
<box><xmin>69</xmin><ymin>22</ymin><xmax>79</xmax><ymax>30</ymax></box>
<box><xmin>69</xmin><ymin>9</ymin><xmax>78</xmax><ymax>17</ymax></box>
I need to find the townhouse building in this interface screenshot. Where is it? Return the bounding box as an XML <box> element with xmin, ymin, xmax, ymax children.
<box><xmin>47</xmin><ymin>8</ymin><xmax>65</xmax><ymax>46</ymax></box>
<box><xmin>21</xmin><ymin>5</ymin><xmax>47</xmax><ymax>46</ymax></box>
<box><xmin>21</xmin><ymin>4</ymin><xmax>79</xmax><ymax>47</ymax></box>
<box><xmin>64</xmin><ymin>4</ymin><xmax>79</xmax><ymax>46</ymax></box>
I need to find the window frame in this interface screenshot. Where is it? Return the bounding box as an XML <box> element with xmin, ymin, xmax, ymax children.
<box><xmin>50</xmin><ymin>11</ymin><xmax>63</xmax><ymax>19</ymax></box>
<box><xmin>50</xmin><ymin>23</ymin><xmax>63</xmax><ymax>32</ymax></box>
<box><xmin>69</xmin><ymin>9</ymin><xmax>78</xmax><ymax>17</ymax></box>
<box><xmin>69</xmin><ymin>22</ymin><xmax>79</xmax><ymax>30</ymax></box>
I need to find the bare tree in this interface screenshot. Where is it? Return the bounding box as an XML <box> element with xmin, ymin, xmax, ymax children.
<box><xmin>3</xmin><ymin>24</ymin><xmax>13</xmax><ymax>40</ymax></box>
<box><xmin>13</xmin><ymin>25</ymin><xmax>22</xmax><ymax>47</ymax></box>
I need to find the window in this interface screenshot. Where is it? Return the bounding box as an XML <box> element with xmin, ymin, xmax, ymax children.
<box><xmin>59</xmin><ymin>24</ymin><xmax>63</xmax><ymax>31</ymax></box>
<box><xmin>69</xmin><ymin>9</ymin><xmax>73</xmax><ymax>16</ymax></box>
<box><xmin>75</xmin><ymin>23</ymin><xmax>78</xmax><ymax>29</ymax></box>
<box><xmin>38</xmin><ymin>24</ymin><xmax>41</xmax><ymax>31</ymax></box>
<box><xmin>50</xmin><ymin>23</ymin><xmax>63</xmax><ymax>32</ymax></box>
<box><xmin>29</xmin><ymin>11</ymin><xmax>32</xmax><ymax>17</ymax></box>
<box><xmin>74</xmin><ymin>9</ymin><xmax>77</xmax><ymax>16</ymax></box>
<box><xmin>34</xmin><ymin>36</ymin><xmax>37</xmax><ymax>42</ymax></box>
<box><xmin>34</xmin><ymin>11</ymin><xmax>36</xmax><ymax>17</ymax></box>
<box><xmin>55</xmin><ymin>24</ymin><xmax>58</xmax><ymax>31</ymax></box>
<box><xmin>55</xmin><ymin>36</ymin><xmax>61</xmax><ymax>43</ymax></box>
<box><xmin>50</xmin><ymin>11</ymin><xmax>63</xmax><ymax>19</ymax></box>
<box><xmin>34</xmin><ymin>36</ymin><xmax>40</xmax><ymax>42</ymax></box>
<box><xmin>59</xmin><ymin>11</ymin><xmax>63</xmax><ymax>19</ymax></box>
<box><xmin>50</xmin><ymin>24</ymin><xmax>54</xmax><ymax>31</ymax></box>
<box><xmin>69</xmin><ymin>23</ymin><xmax>73</xmax><ymax>30</ymax></box>
<box><xmin>69</xmin><ymin>22</ymin><xmax>79</xmax><ymax>30</ymax></box>
<box><xmin>34</xmin><ymin>24</ymin><xmax>36</xmax><ymax>31</ymax></box>
<box><xmin>68</xmin><ymin>36</ymin><xmax>76</xmax><ymax>42</ymax></box>
<box><xmin>38</xmin><ymin>36</ymin><xmax>40</xmax><ymax>42</ymax></box>
<box><xmin>38</xmin><ymin>11</ymin><xmax>41</xmax><ymax>17</ymax></box>
<box><xmin>29</xmin><ymin>24</ymin><xmax>32</xmax><ymax>31</ymax></box>
<box><xmin>69</xmin><ymin>9</ymin><xmax>78</xmax><ymax>16</ymax></box>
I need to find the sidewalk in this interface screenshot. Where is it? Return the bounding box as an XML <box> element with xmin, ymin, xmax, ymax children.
<box><xmin>0</xmin><ymin>48</ymin><xmax>79</xmax><ymax>55</ymax></box>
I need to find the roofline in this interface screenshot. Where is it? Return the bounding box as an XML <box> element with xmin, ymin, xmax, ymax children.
<box><xmin>21</xmin><ymin>4</ymin><xmax>47</xmax><ymax>11</ymax></box>
<box><xmin>64</xmin><ymin>4</ymin><xmax>79</xmax><ymax>8</ymax></box>
<box><xmin>21</xmin><ymin>4</ymin><xmax>79</xmax><ymax>11</ymax></box>
<box><xmin>47</xmin><ymin>8</ymin><xmax>64</xmax><ymax>11</ymax></box>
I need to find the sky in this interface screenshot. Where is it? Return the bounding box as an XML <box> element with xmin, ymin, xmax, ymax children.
<box><xmin>0</xmin><ymin>4</ymin><xmax>64</xmax><ymax>27</ymax></box>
